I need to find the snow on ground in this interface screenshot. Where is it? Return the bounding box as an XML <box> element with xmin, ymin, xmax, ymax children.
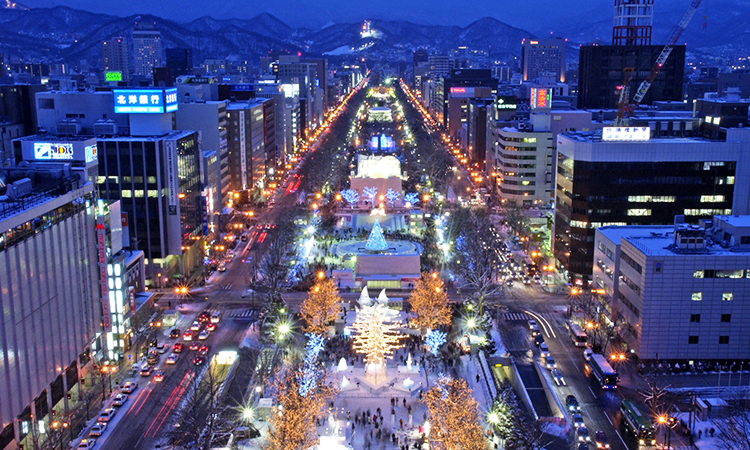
<box><xmin>489</xmin><ymin>320</ymin><xmax>508</xmax><ymax>357</ymax></box>
<box><xmin>323</xmin><ymin>46</ymin><xmax>354</xmax><ymax>55</ymax></box>
<box><xmin>674</xmin><ymin>412</ymin><xmax>723</xmax><ymax>450</ymax></box>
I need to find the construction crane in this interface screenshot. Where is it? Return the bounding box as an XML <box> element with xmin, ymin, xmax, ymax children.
<box><xmin>615</xmin><ymin>0</ymin><xmax>703</xmax><ymax>125</ymax></box>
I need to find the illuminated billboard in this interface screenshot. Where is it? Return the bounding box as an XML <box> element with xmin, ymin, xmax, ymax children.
<box><xmin>495</xmin><ymin>96</ymin><xmax>517</xmax><ymax>110</ymax></box>
<box><xmin>34</xmin><ymin>143</ymin><xmax>74</xmax><ymax>160</ymax></box>
<box><xmin>85</xmin><ymin>144</ymin><xmax>98</xmax><ymax>163</ymax></box>
<box><xmin>530</xmin><ymin>88</ymin><xmax>551</xmax><ymax>110</ymax></box>
<box><xmin>602</xmin><ymin>127</ymin><xmax>651</xmax><ymax>141</ymax></box>
<box><xmin>113</xmin><ymin>88</ymin><xmax>179</xmax><ymax>114</ymax></box>
<box><xmin>449</xmin><ymin>87</ymin><xmax>476</xmax><ymax>98</ymax></box>
<box><xmin>105</xmin><ymin>71</ymin><xmax>122</xmax><ymax>82</ymax></box>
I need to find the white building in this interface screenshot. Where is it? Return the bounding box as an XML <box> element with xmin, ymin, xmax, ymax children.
<box><xmin>594</xmin><ymin>215</ymin><xmax>750</xmax><ymax>361</ymax></box>
<box><xmin>132</xmin><ymin>25</ymin><xmax>163</xmax><ymax>78</ymax></box>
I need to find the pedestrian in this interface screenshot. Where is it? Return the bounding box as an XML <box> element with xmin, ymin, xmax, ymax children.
<box><xmin>698</xmin><ymin>430</ymin><xmax>702</xmax><ymax>439</ymax></box>
<box><xmin>408</xmin><ymin>405</ymin><xmax>411</xmax><ymax>415</ymax></box>
<box><xmin>403</xmin><ymin>398</ymin><xmax>406</xmax><ymax>407</ymax></box>
<box><xmin>400</xmin><ymin>418</ymin><xmax>403</xmax><ymax>429</ymax></box>
<box><xmin>476</xmin><ymin>373</ymin><xmax>480</xmax><ymax>383</ymax></box>
<box><xmin>710</xmin><ymin>427</ymin><xmax>715</xmax><ymax>437</ymax></box>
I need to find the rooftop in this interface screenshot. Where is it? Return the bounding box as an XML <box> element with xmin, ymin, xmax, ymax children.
<box><xmin>225</xmin><ymin>99</ymin><xmax>269</xmax><ymax>110</ymax></box>
<box><xmin>713</xmin><ymin>214</ymin><xmax>750</xmax><ymax>228</ymax></box>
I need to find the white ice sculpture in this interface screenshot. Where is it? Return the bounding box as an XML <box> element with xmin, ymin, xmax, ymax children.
<box><xmin>406</xmin><ymin>353</ymin><xmax>413</xmax><ymax>370</ymax></box>
<box><xmin>338</xmin><ymin>357</ymin><xmax>348</xmax><ymax>371</ymax></box>
<box><xmin>403</xmin><ymin>378</ymin><xmax>415</xmax><ymax>390</ymax></box>
<box><xmin>377</xmin><ymin>289</ymin><xmax>389</xmax><ymax>305</ymax></box>
<box><xmin>341</xmin><ymin>375</ymin><xmax>350</xmax><ymax>388</ymax></box>
<box><xmin>359</xmin><ymin>287</ymin><xmax>372</xmax><ymax>307</ymax></box>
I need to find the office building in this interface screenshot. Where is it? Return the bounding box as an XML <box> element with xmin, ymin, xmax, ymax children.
<box><xmin>412</xmin><ymin>49</ymin><xmax>429</xmax><ymax>88</ymax></box>
<box><xmin>166</xmin><ymin>48</ymin><xmax>193</xmax><ymax>76</ymax></box>
<box><xmin>226</xmin><ymin>99</ymin><xmax>271</xmax><ymax>194</ymax></box>
<box><xmin>429</xmin><ymin>55</ymin><xmax>450</xmax><ymax>79</ymax></box>
<box><xmin>433</xmin><ymin>69</ymin><xmax>496</xmax><ymax>131</ymax></box>
<box><xmin>255</xmin><ymin>81</ymin><xmax>289</xmax><ymax>164</ymax></box>
<box><xmin>693</xmin><ymin>89</ymin><xmax>750</xmax><ymax>139</ymax></box>
<box><xmin>612</xmin><ymin>0</ymin><xmax>653</xmax><ymax>46</ymax></box>
<box><xmin>463</xmin><ymin>99</ymin><xmax>491</xmax><ymax>166</ymax></box>
<box><xmin>577</xmin><ymin>45</ymin><xmax>685</xmax><ymax>110</ymax></box>
<box><xmin>594</xmin><ymin>215</ymin><xmax>750</xmax><ymax>361</ymax></box>
<box><xmin>521</xmin><ymin>37</ymin><xmax>566</xmax><ymax>83</ymax></box>
<box><xmin>101</xmin><ymin>37</ymin><xmax>130</xmax><ymax>82</ymax></box>
<box><xmin>553</xmin><ymin>127</ymin><xmax>750</xmax><ymax>284</ymax></box>
<box><xmin>0</xmin><ymin>83</ymin><xmax>44</xmax><ymax>165</ymax></box>
<box><xmin>0</xmin><ymin>148</ymin><xmax>99</xmax><ymax>450</ymax></box>
<box><xmin>175</xmin><ymin>100</ymin><xmax>229</xmax><ymax>206</ymax></box>
<box><xmin>132</xmin><ymin>24</ymin><xmax>163</xmax><ymax>78</ymax></box>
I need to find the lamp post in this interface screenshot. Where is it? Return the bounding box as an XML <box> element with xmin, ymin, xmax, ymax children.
<box><xmin>658</xmin><ymin>415</ymin><xmax>673</xmax><ymax>450</ymax></box>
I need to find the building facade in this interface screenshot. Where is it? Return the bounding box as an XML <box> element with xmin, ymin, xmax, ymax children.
<box><xmin>595</xmin><ymin>215</ymin><xmax>750</xmax><ymax>361</ymax></box>
<box><xmin>226</xmin><ymin>100</ymin><xmax>269</xmax><ymax>194</ymax></box>
<box><xmin>101</xmin><ymin>38</ymin><xmax>130</xmax><ymax>82</ymax></box>
<box><xmin>132</xmin><ymin>25</ymin><xmax>163</xmax><ymax>78</ymax></box>
<box><xmin>554</xmin><ymin>128</ymin><xmax>750</xmax><ymax>284</ymax></box>
<box><xmin>521</xmin><ymin>37</ymin><xmax>566</xmax><ymax>83</ymax></box>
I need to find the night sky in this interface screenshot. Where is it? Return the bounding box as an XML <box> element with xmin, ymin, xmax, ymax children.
<box><xmin>18</xmin><ymin>0</ymin><xmax>697</xmax><ymax>31</ymax></box>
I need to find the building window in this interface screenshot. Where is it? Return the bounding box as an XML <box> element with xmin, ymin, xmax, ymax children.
<box><xmin>700</xmin><ymin>195</ymin><xmax>725</xmax><ymax>203</ymax></box>
<box><xmin>721</xmin><ymin>314</ymin><xmax>731</xmax><ymax>323</ymax></box>
<box><xmin>719</xmin><ymin>336</ymin><xmax>729</xmax><ymax>345</ymax></box>
<box><xmin>693</xmin><ymin>270</ymin><xmax>704</xmax><ymax>278</ymax></box>
<box><xmin>691</xmin><ymin>292</ymin><xmax>702</xmax><ymax>301</ymax></box>
<box><xmin>690</xmin><ymin>314</ymin><xmax>701</xmax><ymax>323</ymax></box>
<box><xmin>722</xmin><ymin>292</ymin><xmax>733</xmax><ymax>301</ymax></box>
<box><xmin>688</xmin><ymin>336</ymin><xmax>699</xmax><ymax>344</ymax></box>
<box><xmin>741</xmin><ymin>236</ymin><xmax>750</xmax><ymax>245</ymax></box>
<box><xmin>627</xmin><ymin>209</ymin><xmax>652</xmax><ymax>216</ymax></box>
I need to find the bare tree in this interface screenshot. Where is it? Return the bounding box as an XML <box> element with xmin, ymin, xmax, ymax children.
<box><xmin>716</xmin><ymin>395</ymin><xmax>750</xmax><ymax>450</ymax></box>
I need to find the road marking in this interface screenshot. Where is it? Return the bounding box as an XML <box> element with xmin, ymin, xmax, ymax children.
<box><xmin>604</xmin><ymin>412</ymin><xmax>613</xmax><ymax>426</ymax></box>
<box><xmin>588</xmin><ymin>386</ymin><xmax>596</xmax><ymax>398</ymax></box>
<box><xmin>573</xmin><ymin>361</ymin><xmax>580</xmax><ymax>372</ymax></box>
<box><xmin>615</xmin><ymin>430</ymin><xmax>628</xmax><ymax>449</ymax></box>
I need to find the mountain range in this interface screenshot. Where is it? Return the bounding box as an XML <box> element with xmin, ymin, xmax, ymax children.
<box><xmin>0</xmin><ymin>3</ymin><xmax>746</xmax><ymax>67</ymax></box>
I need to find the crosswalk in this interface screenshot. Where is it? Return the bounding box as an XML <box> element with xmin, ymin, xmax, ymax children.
<box><xmin>216</xmin><ymin>283</ymin><xmax>233</xmax><ymax>291</ymax></box>
<box><xmin>501</xmin><ymin>312</ymin><xmax>555</xmax><ymax>322</ymax></box>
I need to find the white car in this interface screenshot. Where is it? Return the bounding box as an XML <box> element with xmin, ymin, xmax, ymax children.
<box><xmin>166</xmin><ymin>353</ymin><xmax>179</xmax><ymax>364</ymax></box>
<box><xmin>97</xmin><ymin>408</ymin><xmax>116</xmax><ymax>423</ymax></box>
<box><xmin>545</xmin><ymin>356</ymin><xmax>556</xmax><ymax>370</ymax></box>
<box><xmin>551</xmin><ymin>369</ymin><xmax>566</xmax><ymax>386</ymax></box>
<box><xmin>583</xmin><ymin>348</ymin><xmax>593</xmax><ymax>361</ymax></box>
<box><xmin>539</xmin><ymin>342</ymin><xmax>550</xmax><ymax>358</ymax></box>
<box><xmin>210</xmin><ymin>311</ymin><xmax>221</xmax><ymax>323</ymax></box>
<box><xmin>198</xmin><ymin>329</ymin><xmax>209</xmax><ymax>340</ymax></box>
<box><xmin>156</xmin><ymin>343</ymin><xmax>167</xmax><ymax>354</ymax></box>
<box><xmin>572</xmin><ymin>413</ymin><xmax>584</xmax><ymax>428</ymax></box>
<box><xmin>121</xmin><ymin>381</ymin><xmax>137</xmax><ymax>393</ymax></box>
<box><xmin>112</xmin><ymin>393</ymin><xmax>128</xmax><ymax>406</ymax></box>
<box><xmin>77</xmin><ymin>439</ymin><xmax>96</xmax><ymax>450</ymax></box>
<box><xmin>89</xmin><ymin>422</ymin><xmax>107</xmax><ymax>437</ymax></box>
<box><xmin>190</xmin><ymin>321</ymin><xmax>201</xmax><ymax>331</ymax></box>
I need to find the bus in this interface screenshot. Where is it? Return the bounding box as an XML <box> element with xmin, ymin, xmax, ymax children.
<box><xmin>588</xmin><ymin>353</ymin><xmax>618</xmax><ymax>389</ymax></box>
<box><xmin>620</xmin><ymin>399</ymin><xmax>656</xmax><ymax>447</ymax></box>
<box><xmin>568</xmin><ymin>323</ymin><xmax>588</xmax><ymax>347</ymax></box>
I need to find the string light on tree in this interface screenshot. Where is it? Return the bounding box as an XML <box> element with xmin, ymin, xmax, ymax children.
<box><xmin>425</xmin><ymin>329</ymin><xmax>447</xmax><ymax>357</ymax></box>
<box><xmin>350</xmin><ymin>305</ymin><xmax>403</xmax><ymax>382</ymax></box>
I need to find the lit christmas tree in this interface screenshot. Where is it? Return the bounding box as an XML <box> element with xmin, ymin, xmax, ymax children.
<box><xmin>351</xmin><ymin>306</ymin><xmax>402</xmax><ymax>382</ymax></box>
<box><xmin>365</xmin><ymin>218</ymin><xmax>388</xmax><ymax>252</ymax></box>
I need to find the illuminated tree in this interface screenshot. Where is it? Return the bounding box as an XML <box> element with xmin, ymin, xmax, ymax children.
<box><xmin>404</xmin><ymin>192</ymin><xmax>420</xmax><ymax>206</ymax></box>
<box><xmin>365</xmin><ymin>218</ymin><xmax>388</xmax><ymax>251</ymax></box>
<box><xmin>340</xmin><ymin>189</ymin><xmax>360</xmax><ymax>209</ymax></box>
<box><xmin>385</xmin><ymin>188</ymin><xmax>400</xmax><ymax>208</ymax></box>
<box><xmin>423</xmin><ymin>375</ymin><xmax>485</xmax><ymax>450</ymax></box>
<box><xmin>363</xmin><ymin>186</ymin><xmax>378</xmax><ymax>204</ymax></box>
<box><xmin>425</xmin><ymin>329</ymin><xmax>447</xmax><ymax>357</ymax></box>
<box><xmin>351</xmin><ymin>306</ymin><xmax>403</xmax><ymax>375</ymax></box>
<box><xmin>409</xmin><ymin>273</ymin><xmax>451</xmax><ymax>332</ymax></box>
<box><xmin>300</xmin><ymin>278</ymin><xmax>342</xmax><ymax>335</ymax></box>
<box><xmin>263</xmin><ymin>360</ymin><xmax>337</xmax><ymax>450</ymax></box>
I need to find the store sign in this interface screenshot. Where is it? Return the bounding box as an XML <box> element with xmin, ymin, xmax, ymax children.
<box><xmin>239</xmin><ymin>110</ymin><xmax>247</xmax><ymax>189</ymax></box>
<box><xmin>165</xmin><ymin>140</ymin><xmax>178</xmax><ymax>215</ymax></box>
<box><xmin>231</xmin><ymin>84</ymin><xmax>254</xmax><ymax>92</ymax></box>
<box><xmin>96</xmin><ymin>221</ymin><xmax>111</xmax><ymax>329</ymax></box>
<box><xmin>34</xmin><ymin>142</ymin><xmax>74</xmax><ymax>160</ymax></box>
<box><xmin>113</xmin><ymin>88</ymin><xmax>179</xmax><ymax>114</ymax></box>
<box><xmin>449</xmin><ymin>86</ymin><xmax>476</xmax><ymax>98</ymax></box>
<box><xmin>602</xmin><ymin>126</ymin><xmax>651</xmax><ymax>142</ymax></box>
<box><xmin>128</xmin><ymin>286</ymin><xmax>136</xmax><ymax>315</ymax></box>
<box><xmin>495</xmin><ymin>96</ymin><xmax>517</xmax><ymax>110</ymax></box>
<box><xmin>530</xmin><ymin>87</ymin><xmax>551</xmax><ymax>110</ymax></box>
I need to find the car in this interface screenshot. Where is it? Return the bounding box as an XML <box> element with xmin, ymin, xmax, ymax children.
<box><xmin>148</xmin><ymin>337</ymin><xmax>157</xmax><ymax>348</ymax></box>
<box><xmin>153</xmin><ymin>370</ymin><xmax>165</xmax><ymax>382</ymax></box>
<box><xmin>583</xmin><ymin>348</ymin><xmax>593</xmax><ymax>361</ymax></box>
<box><xmin>530</xmin><ymin>324</ymin><xmax>540</xmax><ymax>336</ymax></box>
<box><xmin>198</xmin><ymin>329</ymin><xmax>209</xmax><ymax>340</ymax></box>
<box><xmin>217</xmin><ymin>264</ymin><xmax>226</xmax><ymax>272</ymax></box>
<box><xmin>241</xmin><ymin>234</ymin><xmax>249</xmax><ymax>241</ymax></box>
<box><xmin>182</xmin><ymin>330</ymin><xmax>194</xmax><ymax>341</ymax></box>
<box><xmin>190</xmin><ymin>321</ymin><xmax>201</xmax><ymax>331</ymax></box>
<box><xmin>533</xmin><ymin>274</ymin><xmax>541</xmax><ymax>284</ymax></box>
<box><xmin>112</xmin><ymin>393</ymin><xmax>128</xmax><ymax>406</ymax></box>
<box><xmin>578</xmin><ymin>444</ymin><xmax>589</xmax><ymax>450</ymax></box>
<box><xmin>205</xmin><ymin>323</ymin><xmax>216</xmax><ymax>332</ymax></box>
<box><xmin>189</xmin><ymin>341</ymin><xmax>200</xmax><ymax>351</ymax></box>
<box><xmin>198</xmin><ymin>345</ymin><xmax>209</xmax><ymax>355</ymax></box>
<box><xmin>505</xmin><ymin>279</ymin><xmax>513</xmax><ymax>286</ymax></box>
<box><xmin>545</xmin><ymin>356</ymin><xmax>556</xmax><ymax>370</ymax></box>
<box><xmin>121</xmin><ymin>381</ymin><xmax>137</xmax><ymax>394</ymax></box>
<box><xmin>89</xmin><ymin>422</ymin><xmax>107</xmax><ymax>437</ymax></box>
<box><xmin>97</xmin><ymin>408</ymin><xmax>116</xmax><ymax>423</ymax></box>
<box><xmin>566</xmin><ymin>395</ymin><xmax>581</xmax><ymax>412</ymax></box>
<box><xmin>77</xmin><ymin>439</ymin><xmax>96</xmax><ymax>449</ymax></box>
<box><xmin>534</xmin><ymin>334</ymin><xmax>545</xmax><ymax>346</ymax></box>
<box><xmin>198</xmin><ymin>312</ymin><xmax>210</xmax><ymax>323</ymax></box>
<box><xmin>577</xmin><ymin>426</ymin><xmax>591</xmax><ymax>442</ymax></box>
<box><xmin>523</xmin><ymin>277</ymin><xmax>531</xmax><ymax>285</ymax></box>
<box><xmin>594</xmin><ymin>431</ymin><xmax>609</xmax><ymax>449</ymax></box>
<box><xmin>146</xmin><ymin>351</ymin><xmax>159</xmax><ymax>365</ymax></box>
<box><xmin>539</xmin><ymin>342</ymin><xmax>550</xmax><ymax>358</ymax></box>
<box><xmin>166</xmin><ymin>353</ymin><xmax>179</xmax><ymax>364</ymax></box>
<box><xmin>156</xmin><ymin>343</ymin><xmax>167</xmax><ymax>354</ymax></box>
<box><xmin>173</xmin><ymin>342</ymin><xmax>183</xmax><ymax>353</ymax></box>
<box><xmin>551</xmin><ymin>369</ymin><xmax>566</xmax><ymax>386</ymax></box>
<box><xmin>168</xmin><ymin>328</ymin><xmax>181</xmax><ymax>339</ymax></box>
<box><xmin>139</xmin><ymin>365</ymin><xmax>153</xmax><ymax>377</ymax></box>
<box><xmin>572</xmin><ymin>414</ymin><xmax>584</xmax><ymax>428</ymax></box>
<box><xmin>193</xmin><ymin>355</ymin><xmax>206</xmax><ymax>366</ymax></box>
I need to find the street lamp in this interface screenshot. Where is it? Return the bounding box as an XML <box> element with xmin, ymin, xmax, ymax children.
<box><xmin>657</xmin><ymin>415</ymin><xmax>673</xmax><ymax>450</ymax></box>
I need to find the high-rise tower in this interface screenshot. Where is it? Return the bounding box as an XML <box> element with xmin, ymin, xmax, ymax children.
<box><xmin>132</xmin><ymin>22</ymin><xmax>163</xmax><ymax>78</ymax></box>
<box><xmin>613</xmin><ymin>0</ymin><xmax>654</xmax><ymax>46</ymax></box>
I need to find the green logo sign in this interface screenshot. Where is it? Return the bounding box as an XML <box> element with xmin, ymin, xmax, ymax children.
<box><xmin>105</xmin><ymin>71</ymin><xmax>122</xmax><ymax>82</ymax></box>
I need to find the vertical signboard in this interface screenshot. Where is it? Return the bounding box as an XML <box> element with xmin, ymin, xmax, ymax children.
<box><xmin>530</xmin><ymin>87</ymin><xmax>551</xmax><ymax>110</ymax></box>
<box><xmin>165</xmin><ymin>140</ymin><xmax>178</xmax><ymax>215</ymax></box>
<box><xmin>96</xmin><ymin>220</ymin><xmax>111</xmax><ymax>329</ymax></box>
<box><xmin>121</xmin><ymin>212</ymin><xmax>130</xmax><ymax>248</ymax></box>
<box><xmin>128</xmin><ymin>286</ymin><xmax>136</xmax><ymax>315</ymax></box>
<box><xmin>239</xmin><ymin>110</ymin><xmax>247</xmax><ymax>190</ymax></box>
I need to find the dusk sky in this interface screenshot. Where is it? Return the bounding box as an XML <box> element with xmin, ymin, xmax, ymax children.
<box><xmin>18</xmin><ymin>0</ymin><xmax>688</xmax><ymax>30</ymax></box>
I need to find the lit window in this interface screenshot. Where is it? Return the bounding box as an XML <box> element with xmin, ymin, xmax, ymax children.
<box><xmin>691</xmin><ymin>292</ymin><xmax>702</xmax><ymax>301</ymax></box>
<box><xmin>627</xmin><ymin>209</ymin><xmax>651</xmax><ymax>216</ymax></box>
<box><xmin>693</xmin><ymin>270</ymin><xmax>703</xmax><ymax>278</ymax></box>
<box><xmin>722</xmin><ymin>292</ymin><xmax>733</xmax><ymax>301</ymax></box>
<box><xmin>700</xmin><ymin>195</ymin><xmax>725</xmax><ymax>203</ymax></box>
